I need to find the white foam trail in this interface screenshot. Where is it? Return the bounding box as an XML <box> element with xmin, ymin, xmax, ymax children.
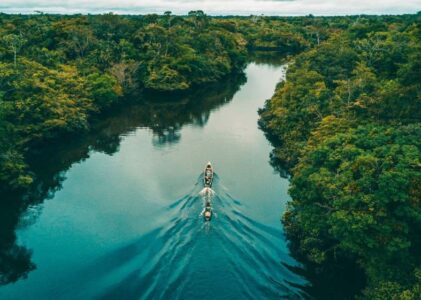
<box><xmin>199</xmin><ymin>187</ymin><xmax>215</xmax><ymax>197</ymax></box>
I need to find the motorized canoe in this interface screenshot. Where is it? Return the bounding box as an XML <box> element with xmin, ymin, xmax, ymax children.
<box><xmin>203</xmin><ymin>161</ymin><xmax>213</xmax><ymax>188</ymax></box>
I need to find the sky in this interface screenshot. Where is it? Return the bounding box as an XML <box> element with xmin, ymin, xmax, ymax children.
<box><xmin>0</xmin><ymin>0</ymin><xmax>420</xmax><ymax>16</ymax></box>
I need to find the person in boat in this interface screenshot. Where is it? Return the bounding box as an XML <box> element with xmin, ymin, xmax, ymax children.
<box><xmin>205</xmin><ymin>163</ymin><xmax>212</xmax><ymax>176</ymax></box>
<box><xmin>204</xmin><ymin>201</ymin><xmax>212</xmax><ymax>221</ymax></box>
<box><xmin>201</xmin><ymin>200</ymin><xmax>212</xmax><ymax>220</ymax></box>
<box><xmin>204</xmin><ymin>208</ymin><xmax>212</xmax><ymax>221</ymax></box>
<box><xmin>204</xmin><ymin>163</ymin><xmax>213</xmax><ymax>187</ymax></box>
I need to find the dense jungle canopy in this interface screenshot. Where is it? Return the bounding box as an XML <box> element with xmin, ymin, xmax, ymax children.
<box><xmin>0</xmin><ymin>11</ymin><xmax>420</xmax><ymax>299</ymax></box>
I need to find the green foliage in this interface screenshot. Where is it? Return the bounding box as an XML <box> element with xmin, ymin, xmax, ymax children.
<box><xmin>361</xmin><ymin>268</ymin><xmax>421</xmax><ymax>300</ymax></box>
<box><xmin>2</xmin><ymin>12</ymin><xmax>321</xmax><ymax>193</ymax></box>
<box><xmin>259</xmin><ymin>13</ymin><xmax>421</xmax><ymax>299</ymax></box>
<box><xmin>0</xmin><ymin>12</ymin><xmax>256</xmax><ymax>192</ymax></box>
<box><xmin>0</xmin><ymin>60</ymin><xmax>92</xmax><ymax>140</ymax></box>
<box><xmin>235</xmin><ymin>18</ymin><xmax>310</xmax><ymax>52</ymax></box>
<box><xmin>0</xmin><ymin>12</ymin><xmax>420</xmax><ymax>298</ymax></box>
<box><xmin>289</xmin><ymin>122</ymin><xmax>420</xmax><ymax>271</ymax></box>
<box><xmin>86</xmin><ymin>73</ymin><xmax>121</xmax><ymax>109</ymax></box>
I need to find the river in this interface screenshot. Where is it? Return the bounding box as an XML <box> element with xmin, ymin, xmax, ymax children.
<box><xmin>0</xmin><ymin>60</ymin><xmax>309</xmax><ymax>299</ymax></box>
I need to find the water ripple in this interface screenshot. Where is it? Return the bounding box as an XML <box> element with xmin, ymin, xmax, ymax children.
<box><xmin>94</xmin><ymin>174</ymin><xmax>308</xmax><ymax>300</ymax></box>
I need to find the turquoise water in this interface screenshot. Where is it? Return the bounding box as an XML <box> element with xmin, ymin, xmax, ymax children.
<box><xmin>0</xmin><ymin>62</ymin><xmax>308</xmax><ymax>299</ymax></box>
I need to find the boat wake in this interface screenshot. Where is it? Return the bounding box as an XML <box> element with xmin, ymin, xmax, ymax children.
<box><xmin>199</xmin><ymin>187</ymin><xmax>215</xmax><ymax>198</ymax></box>
<box><xmin>88</xmin><ymin>174</ymin><xmax>308</xmax><ymax>300</ymax></box>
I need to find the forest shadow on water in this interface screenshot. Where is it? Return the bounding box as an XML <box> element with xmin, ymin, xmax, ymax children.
<box><xmin>0</xmin><ymin>71</ymin><xmax>247</xmax><ymax>290</ymax></box>
<box><xmin>1</xmin><ymin>57</ymin><xmax>362</xmax><ymax>300</ymax></box>
<box><xmin>248</xmin><ymin>51</ymin><xmax>291</xmax><ymax>66</ymax></box>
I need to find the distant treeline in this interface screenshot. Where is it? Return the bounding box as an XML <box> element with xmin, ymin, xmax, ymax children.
<box><xmin>0</xmin><ymin>12</ymin><xmax>321</xmax><ymax>288</ymax></box>
<box><xmin>1</xmin><ymin>12</ymin><xmax>420</xmax><ymax>299</ymax></box>
<box><xmin>259</xmin><ymin>12</ymin><xmax>421</xmax><ymax>299</ymax></box>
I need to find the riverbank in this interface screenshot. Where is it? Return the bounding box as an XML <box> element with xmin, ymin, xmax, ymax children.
<box><xmin>2</xmin><ymin>12</ymin><xmax>360</xmax><ymax>195</ymax></box>
<box><xmin>0</xmin><ymin>13</ymin><xmax>251</xmax><ymax>194</ymax></box>
<box><xmin>1</xmin><ymin>12</ymin><xmax>420</xmax><ymax>299</ymax></box>
<box><xmin>258</xmin><ymin>13</ymin><xmax>421</xmax><ymax>299</ymax></box>
<box><xmin>0</xmin><ymin>61</ymin><xmax>310</xmax><ymax>299</ymax></box>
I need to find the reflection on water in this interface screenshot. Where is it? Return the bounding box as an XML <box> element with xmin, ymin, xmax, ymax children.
<box><xmin>248</xmin><ymin>51</ymin><xmax>290</xmax><ymax>66</ymax></box>
<box><xmin>0</xmin><ymin>59</ymin><xmax>312</xmax><ymax>300</ymax></box>
<box><xmin>0</xmin><ymin>72</ymin><xmax>246</xmax><ymax>288</ymax></box>
<box><xmin>0</xmin><ymin>198</ymin><xmax>36</xmax><ymax>286</ymax></box>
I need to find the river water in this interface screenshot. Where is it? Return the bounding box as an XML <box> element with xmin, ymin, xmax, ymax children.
<box><xmin>0</xmin><ymin>61</ymin><xmax>309</xmax><ymax>299</ymax></box>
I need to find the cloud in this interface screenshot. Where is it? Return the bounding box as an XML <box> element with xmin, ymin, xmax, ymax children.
<box><xmin>0</xmin><ymin>0</ymin><xmax>420</xmax><ymax>15</ymax></box>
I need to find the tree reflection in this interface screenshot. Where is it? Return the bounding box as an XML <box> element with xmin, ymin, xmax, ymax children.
<box><xmin>0</xmin><ymin>71</ymin><xmax>246</xmax><ymax>286</ymax></box>
<box><xmin>248</xmin><ymin>51</ymin><xmax>287</xmax><ymax>66</ymax></box>
<box><xmin>0</xmin><ymin>196</ymin><xmax>36</xmax><ymax>285</ymax></box>
<box><xmin>142</xmin><ymin>72</ymin><xmax>246</xmax><ymax>146</ymax></box>
<box><xmin>283</xmin><ymin>243</ymin><xmax>366</xmax><ymax>300</ymax></box>
<box><xmin>152</xmin><ymin>127</ymin><xmax>181</xmax><ymax>147</ymax></box>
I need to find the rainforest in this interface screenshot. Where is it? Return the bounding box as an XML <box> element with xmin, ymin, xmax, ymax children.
<box><xmin>0</xmin><ymin>11</ymin><xmax>420</xmax><ymax>300</ymax></box>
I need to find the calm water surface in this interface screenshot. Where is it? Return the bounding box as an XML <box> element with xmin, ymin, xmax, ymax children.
<box><xmin>0</xmin><ymin>62</ymin><xmax>309</xmax><ymax>299</ymax></box>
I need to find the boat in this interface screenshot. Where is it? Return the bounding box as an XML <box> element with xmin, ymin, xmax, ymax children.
<box><xmin>203</xmin><ymin>201</ymin><xmax>212</xmax><ymax>221</ymax></box>
<box><xmin>203</xmin><ymin>161</ymin><xmax>213</xmax><ymax>188</ymax></box>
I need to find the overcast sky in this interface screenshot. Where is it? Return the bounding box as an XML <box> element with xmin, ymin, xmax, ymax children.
<box><xmin>0</xmin><ymin>0</ymin><xmax>420</xmax><ymax>15</ymax></box>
